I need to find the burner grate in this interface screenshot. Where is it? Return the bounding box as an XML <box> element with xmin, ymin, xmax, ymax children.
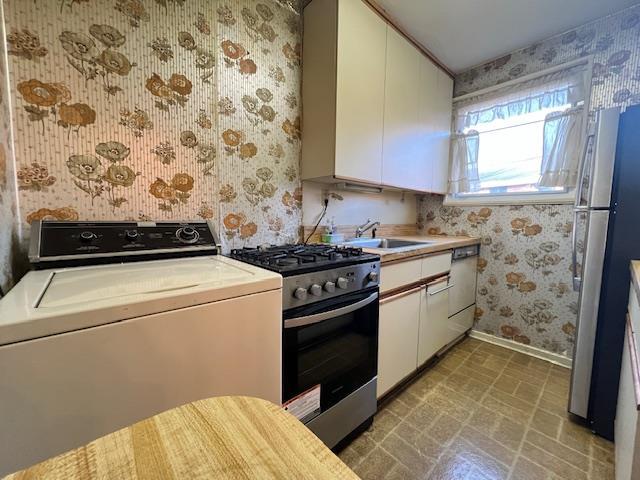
<box><xmin>230</xmin><ymin>243</ymin><xmax>373</xmax><ymax>275</ymax></box>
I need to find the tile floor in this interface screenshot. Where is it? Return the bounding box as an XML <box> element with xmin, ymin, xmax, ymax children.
<box><xmin>339</xmin><ymin>337</ymin><xmax>615</xmax><ymax>480</ymax></box>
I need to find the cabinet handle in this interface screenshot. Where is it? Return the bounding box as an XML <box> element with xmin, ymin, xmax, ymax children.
<box><xmin>380</xmin><ymin>285</ymin><xmax>424</xmax><ymax>305</ymax></box>
<box><xmin>428</xmin><ymin>283</ymin><xmax>455</xmax><ymax>296</ymax></box>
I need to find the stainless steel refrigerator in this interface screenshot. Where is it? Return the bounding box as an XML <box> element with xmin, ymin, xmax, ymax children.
<box><xmin>569</xmin><ymin>105</ymin><xmax>640</xmax><ymax>440</ymax></box>
<box><xmin>568</xmin><ymin>107</ymin><xmax>620</xmax><ymax>422</ymax></box>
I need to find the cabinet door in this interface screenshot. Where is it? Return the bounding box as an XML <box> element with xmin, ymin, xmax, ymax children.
<box><xmin>615</xmin><ymin>319</ymin><xmax>640</xmax><ymax>480</ymax></box>
<box><xmin>380</xmin><ymin>257</ymin><xmax>422</xmax><ymax>293</ymax></box>
<box><xmin>431</xmin><ymin>69</ymin><xmax>453</xmax><ymax>194</ymax></box>
<box><xmin>378</xmin><ymin>288</ymin><xmax>421</xmax><ymax>398</ymax></box>
<box><xmin>418</xmin><ymin>277</ymin><xmax>450</xmax><ymax>366</ymax></box>
<box><xmin>382</xmin><ymin>27</ymin><xmax>423</xmax><ymax>191</ymax></box>
<box><xmin>335</xmin><ymin>0</ymin><xmax>386</xmax><ymax>184</ymax></box>
<box><xmin>418</xmin><ymin>56</ymin><xmax>438</xmax><ymax>192</ymax></box>
<box><xmin>421</xmin><ymin>252</ymin><xmax>452</xmax><ymax>279</ymax></box>
<box><xmin>629</xmin><ymin>285</ymin><xmax>640</xmax><ymax>333</ymax></box>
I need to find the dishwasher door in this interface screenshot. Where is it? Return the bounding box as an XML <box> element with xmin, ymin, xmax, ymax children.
<box><xmin>449</xmin><ymin>255</ymin><xmax>478</xmax><ymax>317</ymax></box>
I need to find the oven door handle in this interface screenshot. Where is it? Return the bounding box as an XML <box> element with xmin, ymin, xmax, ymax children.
<box><xmin>284</xmin><ymin>292</ymin><xmax>379</xmax><ymax>329</ymax></box>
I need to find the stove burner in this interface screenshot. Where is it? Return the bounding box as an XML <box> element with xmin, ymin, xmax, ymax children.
<box><xmin>276</xmin><ymin>257</ymin><xmax>299</xmax><ymax>266</ymax></box>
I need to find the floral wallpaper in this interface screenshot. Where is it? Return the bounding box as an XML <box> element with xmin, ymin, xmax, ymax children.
<box><xmin>1</xmin><ymin>0</ymin><xmax>301</xmax><ymax>256</ymax></box>
<box><xmin>418</xmin><ymin>196</ymin><xmax>578</xmax><ymax>356</ymax></box>
<box><xmin>455</xmin><ymin>4</ymin><xmax>640</xmax><ymax>108</ymax></box>
<box><xmin>420</xmin><ymin>4</ymin><xmax>640</xmax><ymax>358</ymax></box>
<box><xmin>0</xmin><ymin>1</ymin><xmax>18</xmax><ymax>293</ymax></box>
<box><xmin>216</xmin><ymin>0</ymin><xmax>302</xmax><ymax>248</ymax></box>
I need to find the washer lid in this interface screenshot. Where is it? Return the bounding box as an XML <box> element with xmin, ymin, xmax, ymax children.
<box><xmin>0</xmin><ymin>256</ymin><xmax>282</xmax><ymax>346</ymax></box>
<box><xmin>38</xmin><ymin>257</ymin><xmax>256</xmax><ymax>308</ymax></box>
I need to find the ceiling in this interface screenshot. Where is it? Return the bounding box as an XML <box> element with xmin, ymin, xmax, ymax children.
<box><xmin>374</xmin><ymin>0</ymin><xmax>640</xmax><ymax>73</ymax></box>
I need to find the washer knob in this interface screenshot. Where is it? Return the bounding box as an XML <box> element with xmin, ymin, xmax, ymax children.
<box><xmin>309</xmin><ymin>284</ymin><xmax>322</xmax><ymax>296</ymax></box>
<box><xmin>336</xmin><ymin>277</ymin><xmax>348</xmax><ymax>289</ymax></box>
<box><xmin>125</xmin><ymin>229</ymin><xmax>139</xmax><ymax>241</ymax></box>
<box><xmin>368</xmin><ymin>271</ymin><xmax>379</xmax><ymax>283</ymax></box>
<box><xmin>177</xmin><ymin>226</ymin><xmax>199</xmax><ymax>243</ymax></box>
<box><xmin>294</xmin><ymin>287</ymin><xmax>308</xmax><ymax>301</ymax></box>
<box><xmin>324</xmin><ymin>281</ymin><xmax>336</xmax><ymax>293</ymax></box>
<box><xmin>79</xmin><ymin>231</ymin><xmax>96</xmax><ymax>242</ymax></box>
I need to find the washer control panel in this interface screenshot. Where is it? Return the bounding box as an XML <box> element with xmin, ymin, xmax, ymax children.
<box><xmin>30</xmin><ymin>220</ymin><xmax>220</xmax><ymax>268</ymax></box>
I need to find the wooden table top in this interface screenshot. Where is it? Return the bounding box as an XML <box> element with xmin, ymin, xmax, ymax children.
<box><xmin>3</xmin><ymin>396</ymin><xmax>359</xmax><ymax>480</ymax></box>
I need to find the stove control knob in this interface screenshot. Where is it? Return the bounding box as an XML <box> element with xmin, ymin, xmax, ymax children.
<box><xmin>368</xmin><ymin>272</ymin><xmax>379</xmax><ymax>283</ymax></box>
<box><xmin>309</xmin><ymin>284</ymin><xmax>322</xmax><ymax>297</ymax></box>
<box><xmin>324</xmin><ymin>281</ymin><xmax>336</xmax><ymax>293</ymax></box>
<box><xmin>79</xmin><ymin>231</ymin><xmax>96</xmax><ymax>242</ymax></box>
<box><xmin>294</xmin><ymin>287</ymin><xmax>308</xmax><ymax>301</ymax></box>
<box><xmin>336</xmin><ymin>277</ymin><xmax>348</xmax><ymax>289</ymax></box>
<box><xmin>125</xmin><ymin>230</ymin><xmax>139</xmax><ymax>241</ymax></box>
<box><xmin>176</xmin><ymin>226</ymin><xmax>199</xmax><ymax>244</ymax></box>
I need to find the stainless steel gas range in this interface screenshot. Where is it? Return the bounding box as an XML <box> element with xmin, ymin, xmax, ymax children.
<box><xmin>230</xmin><ymin>244</ymin><xmax>381</xmax><ymax>448</ymax></box>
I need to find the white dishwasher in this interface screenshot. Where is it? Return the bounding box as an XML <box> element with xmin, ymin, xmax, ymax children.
<box><xmin>448</xmin><ymin>244</ymin><xmax>479</xmax><ymax>336</ymax></box>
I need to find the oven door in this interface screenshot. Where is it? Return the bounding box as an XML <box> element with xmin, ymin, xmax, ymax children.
<box><xmin>283</xmin><ymin>287</ymin><xmax>379</xmax><ymax>418</ymax></box>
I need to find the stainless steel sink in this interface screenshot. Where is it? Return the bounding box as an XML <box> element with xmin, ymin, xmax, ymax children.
<box><xmin>342</xmin><ymin>238</ymin><xmax>432</xmax><ymax>249</ymax></box>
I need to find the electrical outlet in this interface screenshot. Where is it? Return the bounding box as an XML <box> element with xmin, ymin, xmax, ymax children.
<box><xmin>321</xmin><ymin>189</ymin><xmax>330</xmax><ymax>205</ymax></box>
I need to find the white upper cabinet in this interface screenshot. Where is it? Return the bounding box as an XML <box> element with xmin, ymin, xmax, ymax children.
<box><xmin>301</xmin><ymin>0</ymin><xmax>452</xmax><ymax>193</ymax></box>
<box><xmin>382</xmin><ymin>28</ymin><xmax>423</xmax><ymax>190</ymax></box>
<box><xmin>432</xmin><ymin>69</ymin><xmax>454</xmax><ymax>193</ymax></box>
<box><xmin>301</xmin><ymin>0</ymin><xmax>386</xmax><ymax>184</ymax></box>
<box><xmin>335</xmin><ymin>0</ymin><xmax>386</xmax><ymax>184</ymax></box>
<box><xmin>418</xmin><ymin>56</ymin><xmax>453</xmax><ymax>194</ymax></box>
<box><xmin>418</xmin><ymin>54</ymin><xmax>439</xmax><ymax>192</ymax></box>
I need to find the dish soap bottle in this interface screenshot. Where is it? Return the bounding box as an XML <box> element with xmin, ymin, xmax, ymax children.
<box><xmin>321</xmin><ymin>217</ymin><xmax>344</xmax><ymax>244</ymax></box>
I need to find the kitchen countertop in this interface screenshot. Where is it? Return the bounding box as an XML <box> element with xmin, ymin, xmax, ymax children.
<box><xmin>631</xmin><ymin>261</ymin><xmax>640</xmax><ymax>304</ymax></box>
<box><xmin>2</xmin><ymin>396</ymin><xmax>358</xmax><ymax>480</ymax></box>
<box><xmin>363</xmin><ymin>235</ymin><xmax>481</xmax><ymax>264</ymax></box>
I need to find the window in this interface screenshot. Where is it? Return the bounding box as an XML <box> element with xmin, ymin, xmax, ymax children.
<box><xmin>447</xmin><ymin>61</ymin><xmax>591</xmax><ymax>204</ymax></box>
<box><xmin>461</xmin><ymin>106</ymin><xmax>570</xmax><ymax>195</ymax></box>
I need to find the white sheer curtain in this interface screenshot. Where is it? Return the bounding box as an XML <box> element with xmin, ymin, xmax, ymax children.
<box><xmin>448</xmin><ymin>62</ymin><xmax>589</xmax><ymax>194</ymax></box>
<box><xmin>453</xmin><ymin>64</ymin><xmax>587</xmax><ymax>133</ymax></box>
<box><xmin>448</xmin><ymin>131</ymin><xmax>480</xmax><ymax>194</ymax></box>
<box><xmin>539</xmin><ymin>107</ymin><xmax>584</xmax><ymax>188</ymax></box>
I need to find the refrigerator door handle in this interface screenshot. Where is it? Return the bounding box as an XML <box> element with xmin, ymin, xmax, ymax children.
<box><xmin>575</xmin><ymin>133</ymin><xmax>596</xmax><ymax>209</ymax></box>
<box><xmin>572</xmin><ymin>209</ymin><xmax>582</xmax><ymax>292</ymax></box>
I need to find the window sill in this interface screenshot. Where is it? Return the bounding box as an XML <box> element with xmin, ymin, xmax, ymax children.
<box><xmin>443</xmin><ymin>190</ymin><xmax>576</xmax><ymax>206</ymax></box>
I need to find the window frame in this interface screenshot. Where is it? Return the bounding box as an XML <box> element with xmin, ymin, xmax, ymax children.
<box><xmin>445</xmin><ymin>57</ymin><xmax>593</xmax><ymax>206</ymax></box>
<box><xmin>443</xmin><ymin>189</ymin><xmax>576</xmax><ymax>206</ymax></box>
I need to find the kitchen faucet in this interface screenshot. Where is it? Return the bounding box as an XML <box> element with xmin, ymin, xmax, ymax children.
<box><xmin>355</xmin><ymin>219</ymin><xmax>381</xmax><ymax>238</ymax></box>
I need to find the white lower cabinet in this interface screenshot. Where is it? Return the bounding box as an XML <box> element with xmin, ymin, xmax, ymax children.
<box><xmin>615</xmin><ymin>287</ymin><xmax>640</xmax><ymax>480</ymax></box>
<box><xmin>377</xmin><ymin>252</ymin><xmax>459</xmax><ymax>398</ymax></box>
<box><xmin>421</xmin><ymin>253</ymin><xmax>452</xmax><ymax>281</ymax></box>
<box><xmin>380</xmin><ymin>258</ymin><xmax>422</xmax><ymax>293</ymax></box>
<box><xmin>418</xmin><ymin>276</ymin><xmax>451</xmax><ymax>366</ymax></box>
<box><xmin>378</xmin><ymin>287</ymin><xmax>421</xmax><ymax>398</ymax></box>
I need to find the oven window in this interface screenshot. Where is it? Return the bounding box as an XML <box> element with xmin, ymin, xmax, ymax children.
<box><xmin>283</xmin><ymin>289</ymin><xmax>378</xmax><ymax>411</ymax></box>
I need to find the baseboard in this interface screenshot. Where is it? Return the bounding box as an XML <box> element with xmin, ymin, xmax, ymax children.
<box><xmin>469</xmin><ymin>330</ymin><xmax>573</xmax><ymax>369</ymax></box>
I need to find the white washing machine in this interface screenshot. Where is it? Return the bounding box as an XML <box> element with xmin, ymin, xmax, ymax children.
<box><xmin>0</xmin><ymin>221</ymin><xmax>282</xmax><ymax>476</ymax></box>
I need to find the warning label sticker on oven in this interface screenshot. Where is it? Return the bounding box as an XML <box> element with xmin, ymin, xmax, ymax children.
<box><xmin>283</xmin><ymin>385</ymin><xmax>321</xmax><ymax>423</ymax></box>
